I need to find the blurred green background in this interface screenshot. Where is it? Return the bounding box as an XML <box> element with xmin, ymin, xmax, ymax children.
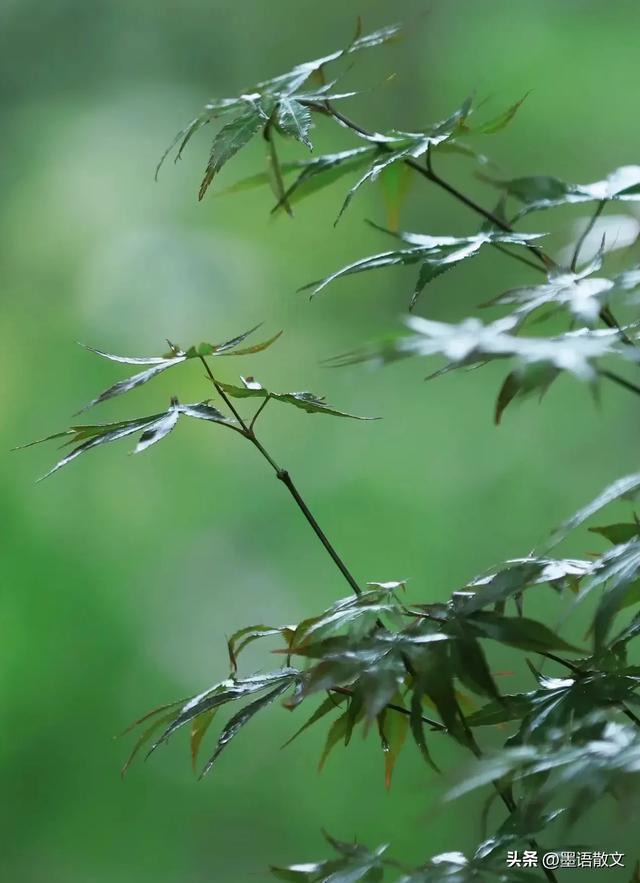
<box><xmin>3</xmin><ymin>1</ymin><xmax>640</xmax><ymax>880</ymax></box>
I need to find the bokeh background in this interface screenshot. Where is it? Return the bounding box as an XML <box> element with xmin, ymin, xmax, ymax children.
<box><xmin>3</xmin><ymin>1</ymin><xmax>640</xmax><ymax>880</ymax></box>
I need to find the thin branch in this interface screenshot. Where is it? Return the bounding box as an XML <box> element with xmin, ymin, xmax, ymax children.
<box><xmin>539</xmin><ymin>651</ymin><xmax>583</xmax><ymax>675</ymax></box>
<box><xmin>622</xmin><ymin>703</ymin><xmax>640</xmax><ymax>729</ymax></box>
<box><xmin>264</xmin><ymin>120</ymin><xmax>293</xmax><ymax>217</ymax></box>
<box><xmin>270</xmin><ymin>462</ymin><xmax>362</xmax><ymax>597</ymax></box>
<box><xmin>600</xmin><ymin>368</ymin><xmax>640</xmax><ymax>399</ymax></box>
<box><xmin>249</xmin><ymin>394</ymin><xmax>271</xmax><ymax>432</ymax></box>
<box><xmin>201</xmin><ymin>356</ymin><xmax>362</xmax><ymax>598</ymax></box>
<box><xmin>199</xmin><ymin>356</ymin><xmax>249</xmax><ymax>430</ymax></box>
<box><xmin>571</xmin><ymin>200</ymin><xmax>606</xmax><ymax>272</ymax></box>
<box><xmin>330</xmin><ymin>685</ymin><xmax>445</xmax><ymax>732</ymax></box>
<box><xmin>490</xmin><ymin>241</ymin><xmax>545</xmax><ymax>273</ymax></box>
<box><xmin>319</xmin><ymin>103</ymin><xmax>550</xmax><ymax>274</ymax></box>
<box><xmin>599</xmin><ymin>306</ymin><xmax>636</xmax><ymax>347</ymax></box>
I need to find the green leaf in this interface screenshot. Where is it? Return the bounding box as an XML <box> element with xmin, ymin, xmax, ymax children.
<box><xmin>228</xmin><ymin>624</ymin><xmax>293</xmax><ymax>672</ymax></box>
<box><xmin>259</xmin><ymin>23</ymin><xmax>401</xmax><ymax>96</ymax></box>
<box><xmin>335</xmin><ymin>314</ymin><xmax>637</xmax><ymax>385</ymax></box>
<box><xmin>487</xmin><ymin>267</ymin><xmax>615</xmax><ymax>324</ymax></box>
<box><xmin>334</xmin><ymin>145</ymin><xmax>424</xmax><ymax>225</ymax></box>
<box><xmin>448</xmin><ymin>719</ymin><xmax>640</xmax><ymax>825</ymax></box>
<box><xmin>276</xmin><ymin>98</ymin><xmax>313</xmax><ymax>149</ymax></box>
<box><xmin>318</xmin><ymin>710</ymin><xmax>350</xmax><ymax>771</ymax></box>
<box><xmin>467</xmin><ymin>93</ymin><xmax>529</xmax><ymax>135</ymax></box>
<box><xmin>32</xmin><ymin>400</ymin><xmax>234</xmax><ymax>479</ymax></box>
<box><xmin>466</xmin><ymin>693</ymin><xmax>539</xmax><ymax>728</ymax></box>
<box><xmin>200</xmin><ymin>680</ymin><xmax>293</xmax><ymax>777</ymax></box>
<box><xmin>409</xmin><ymin>674</ymin><xmax>440</xmax><ymax>772</ymax></box>
<box><xmin>593</xmin><ymin>570</ymin><xmax>640</xmax><ymax>653</ymax></box>
<box><xmin>149</xmin><ymin>670</ymin><xmax>299</xmax><ymax>756</ymax></box>
<box><xmin>414</xmin><ymin>644</ymin><xmax>469</xmax><ymax>746</ymax></box>
<box><xmin>494</xmin><ymin>362</ymin><xmax>559</xmax><ymax>424</ymax></box>
<box><xmin>302</xmin><ymin>229</ymin><xmax>543</xmax><ymax>307</ymax></box>
<box><xmin>78</xmin><ymin>354</ymin><xmax>185</xmax><ymax>411</ymax></box>
<box><xmin>270</xmin><ymin>868</ymin><xmax>311</xmax><ymax>881</ymax></box>
<box><xmin>378</xmin><ymin>701</ymin><xmax>409</xmax><ymax>788</ymax></box>
<box><xmin>379</xmin><ymin>162</ymin><xmax>412</xmax><ymax>232</ymax></box>
<box><xmin>217</xmin><ymin>376</ymin><xmax>377</xmax><ymax>419</ymax></box>
<box><xmin>340</xmin><ymin>316</ymin><xmax>637</xmax><ymax>384</ymax></box>
<box><xmin>611</xmin><ymin>613</ymin><xmax>640</xmax><ymax>652</ymax></box>
<box><xmin>134</xmin><ymin>408</ymin><xmax>180</xmax><ymax>453</ymax></box>
<box><xmin>293</xmin><ymin>634</ymin><xmax>409</xmax><ymax>725</ymax></box>
<box><xmin>465</xmin><ymin>557</ymin><xmax>590</xmax><ymax>606</ymax></box>
<box><xmin>344</xmin><ymin>690</ymin><xmax>364</xmax><ymax>746</ymax></box>
<box><xmin>199</xmin><ymin>103</ymin><xmax>267</xmax><ymax>199</ymax></box>
<box><xmin>401</xmin><ymin>850</ymin><xmax>543</xmax><ymax>882</ymax></box>
<box><xmin>190</xmin><ymin>709</ymin><xmax>216</xmax><ymax>771</ymax></box>
<box><xmin>328</xmin><ymin>94</ymin><xmax>532</xmax><ymax>224</ymax></box>
<box><xmin>34</xmin><ymin>413</ymin><xmax>166</xmax><ymax>478</ymax></box>
<box><xmin>119</xmin><ymin>698</ymin><xmax>187</xmax><ymax>737</ymax></box>
<box><xmin>203</xmin><ymin>329</ymin><xmax>284</xmax><ymax>358</ymax></box>
<box><xmin>120</xmin><ymin>710</ymin><xmax>178</xmax><ymax>778</ymax></box>
<box><xmin>155</xmin><ymin>113</ymin><xmax>212</xmax><ymax>180</ymax></box>
<box><xmin>155</xmin><ymin>96</ymin><xmax>251</xmax><ymax>180</ymax></box>
<box><xmin>76</xmin><ymin>325</ymin><xmax>279</xmax><ymax>411</ymax></box>
<box><xmin>329</xmin><ymin>98</ymin><xmax>477</xmax><ymax>222</ymax></box>
<box><xmin>215</xmin><ymin>164</ymin><xmax>300</xmax><ymax>197</ymax></box>
<box><xmin>464</xmin><ymin>611</ymin><xmax>581</xmax><ymax>654</ymax></box>
<box><xmin>290</xmin><ymin>588</ymin><xmax>401</xmax><ymax>649</ymax></box>
<box><xmin>282</xmin><ymin>694</ymin><xmax>347</xmax><ymax>749</ymax></box>
<box><xmin>589</xmin><ymin>523</ymin><xmax>640</xmax><ymax>545</ymax></box>
<box><xmin>484</xmin><ymin>164</ymin><xmax>640</xmax><ymax>216</ymax></box>
<box><xmin>582</xmin><ymin>539</ymin><xmax>640</xmax><ymax>649</ymax></box>
<box><xmin>474</xmin><ymin>805</ymin><xmax>566</xmax><ymax>865</ymax></box>
<box><xmin>550</xmin><ymin>472</ymin><xmax>640</xmax><ymax>546</ymax></box>
<box><xmin>268</xmin><ymin>147</ymin><xmax>380</xmax><ymax>215</ymax></box>
<box><xmin>162</xmin><ymin>22</ymin><xmax>400</xmax><ymax>186</ymax></box>
<box><xmin>449</xmin><ymin>633</ymin><xmax>500</xmax><ymax>700</ymax></box>
<box><xmin>270</xmin><ymin>836</ymin><xmax>388</xmax><ymax>883</ymax></box>
<box><xmin>462</xmin><ymin>560</ymin><xmax>547</xmax><ymax>614</ymax></box>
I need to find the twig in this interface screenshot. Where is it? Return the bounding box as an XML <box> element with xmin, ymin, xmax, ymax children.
<box><xmin>200</xmin><ymin>355</ymin><xmax>362</xmax><ymax>598</ymax></box>
<box><xmin>539</xmin><ymin>651</ymin><xmax>583</xmax><ymax>675</ymax></box>
<box><xmin>622</xmin><ymin>704</ymin><xmax>640</xmax><ymax>729</ymax></box>
<box><xmin>330</xmin><ymin>685</ymin><xmax>445</xmax><ymax>732</ymax></box>
<box><xmin>199</xmin><ymin>355</ymin><xmax>249</xmax><ymax>430</ymax></box>
<box><xmin>317</xmin><ymin>103</ymin><xmax>551</xmax><ymax>274</ymax></box>
<box><xmin>600</xmin><ymin>369</ymin><xmax>640</xmax><ymax>399</ymax></box>
<box><xmin>571</xmin><ymin>200</ymin><xmax>606</xmax><ymax>272</ymax></box>
<box><xmin>249</xmin><ymin>395</ymin><xmax>271</xmax><ymax>432</ymax></box>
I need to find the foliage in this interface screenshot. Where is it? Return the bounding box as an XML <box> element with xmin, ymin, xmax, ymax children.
<box><xmin>25</xmin><ymin>18</ymin><xmax>640</xmax><ymax>883</ymax></box>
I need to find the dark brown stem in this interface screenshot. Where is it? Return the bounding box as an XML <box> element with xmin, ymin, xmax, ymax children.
<box><xmin>622</xmin><ymin>704</ymin><xmax>640</xmax><ymax>729</ymax></box>
<box><xmin>571</xmin><ymin>200</ymin><xmax>606</xmax><ymax>272</ymax></box>
<box><xmin>330</xmin><ymin>685</ymin><xmax>444</xmax><ymax>731</ymax></box>
<box><xmin>600</xmin><ymin>369</ymin><xmax>640</xmax><ymax>398</ymax></box>
<box><xmin>249</xmin><ymin>395</ymin><xmax>271</xmax><ymax>431</ymax></box>
<box><xmin>491</xmin><ymin>241</ymin><xmax>546</xmax><ymax>273</ymax></box>
<box><xmin>539</xmin><ymin>651</ymin><xmax>583</xmax><ymax>675</ymax></box>
<box><xmin>264</xmin><ymin>120</ymin><xmax>293</xmax><ymax>217</ymax></box>
<box><xmin>199</xmin><ymin>355</ymin><xmax>249</xmax><ymax>430</ymax></box>
<box><xmin>268</xmin><ymin>459</ymin><xmax>363</xmax><ymax>598</ymax></box>
<box><xmin>201</xmin><ymin>355</ymin><xmax>362</xmax><ymax>599</ymax></box>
